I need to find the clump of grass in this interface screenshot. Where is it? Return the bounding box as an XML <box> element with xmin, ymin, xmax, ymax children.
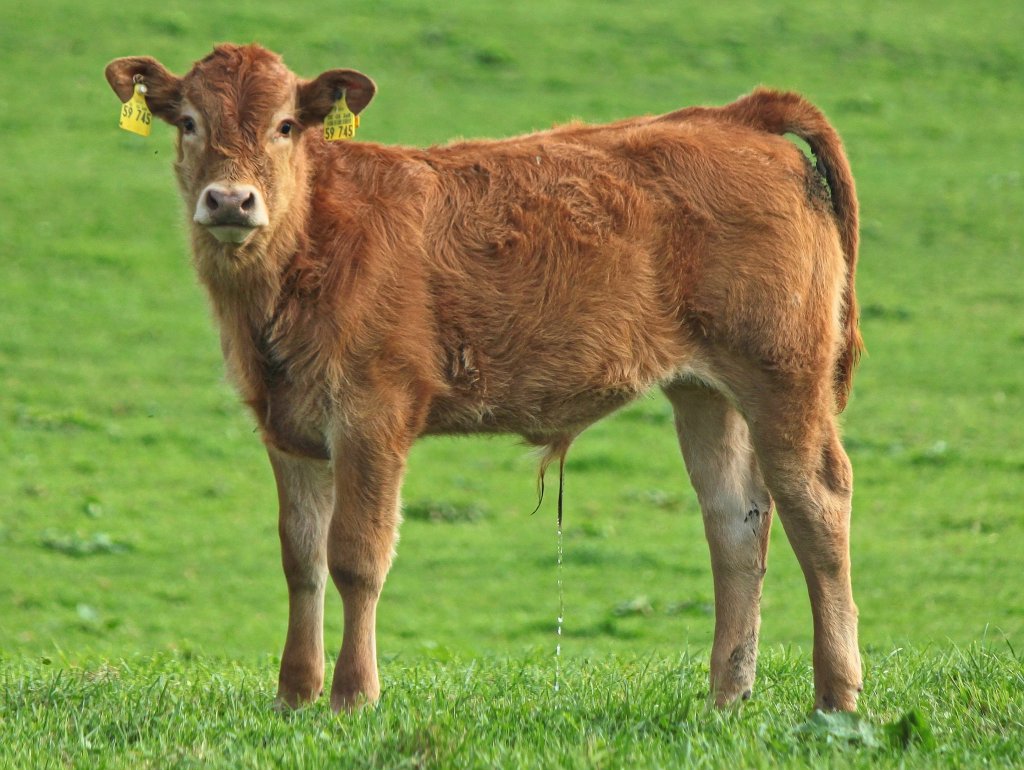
<box><xmin>39</xmin><ymin>530</ymin><xmax>131</xmax><ymax>557</ymax></box>
<box><xmin>404</xmin><ymin>499</ymin><xmax>488</xmax><ymax>523</ymax></box>
<box><xmin>613</xmin><ymin>595</ymin><xmax>655</xmax><ymax>616</ymax></box>
<box><xmin>622</xmin><ymin>488</ymin><xmax>683</xmax><ymax>510</ymax></box>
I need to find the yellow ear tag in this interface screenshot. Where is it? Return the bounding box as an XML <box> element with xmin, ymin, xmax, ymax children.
<box><xmin>324</xmin><ymin>92</ymin><xmax>359</xmax><ymax>142</ymax></box>
<box><xmin>118</xmin><ymin>83</ymin><xmax>153</xmax><ymax>137</ymax></box>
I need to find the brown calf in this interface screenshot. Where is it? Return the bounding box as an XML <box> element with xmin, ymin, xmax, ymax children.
<box><xmin>105</xmin><ymin>44</ymin><xmax>864</xmax><ymax>713</ymax></box>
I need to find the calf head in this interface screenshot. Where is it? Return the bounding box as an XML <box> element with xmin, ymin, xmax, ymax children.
<box><xmin>105</xmin><ymin>44</ymin><xmax>375</xmax><ymax>270</ymax></box>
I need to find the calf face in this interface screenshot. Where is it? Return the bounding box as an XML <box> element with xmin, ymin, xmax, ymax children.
<box><xmin>106</xmin><ymin>48</ymin><xmax>374</xmax><ymax>260</ymax></box>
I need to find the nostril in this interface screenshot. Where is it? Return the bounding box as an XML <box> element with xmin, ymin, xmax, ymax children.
<box><xmin>206</xmin><ymin>189</ymin><xmax>221</xmax><ymax>211</ymax></box>
<box><xmin>241</xmin><ymin>192</ymin><xmax>256</xmax><ymax>212</ymax></box>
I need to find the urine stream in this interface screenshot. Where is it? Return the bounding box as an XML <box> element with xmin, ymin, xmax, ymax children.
<box><xmin>555</xmin><ymin>520</ymin><xmax>564</xmax><ymax>693</ymax></box>
<box><xmin>554</xmin><ymin>457</ymin><xmax>566</xmax><ymax>696</ymax></box>
<box><xmin>534</xmin><ymin>454</ymin><xmax>568</xmax><ymax>697</ymax></box>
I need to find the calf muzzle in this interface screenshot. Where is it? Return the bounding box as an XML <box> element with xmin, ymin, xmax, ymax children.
<box><xmin>194</xmin><ymin>183</ymin><xmax>269</xmax><ymax>243</ymax></box>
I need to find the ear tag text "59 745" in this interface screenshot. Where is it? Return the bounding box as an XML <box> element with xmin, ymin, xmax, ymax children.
<box><xmin>324</xmin><ymin>91</ymin><xmax>359</xmax><ymax>142</ymax></box>
<box><xmin>118</xmin><ymin>83</ymin><xmax>153</xmax><ymax>137</ymax></box>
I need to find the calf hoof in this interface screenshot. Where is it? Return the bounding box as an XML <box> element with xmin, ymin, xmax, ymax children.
<box><xmin>274</xmin><ymin>682</ymin><xmax>323</xmax><ymax>710</ymax></box>
<box><xmin>815</xmin><ymin>682</ymin><xmax>863</xmax><ymax>712</ymax></box>
<box><xmin>330</xmin><ymin>691</ymin><xmax>377</xmax><ymax>713</ymax></box>
<box><xmin>276</xmin><ymin>664</ymin><xmax>324</xmax><ymax>709</ymax></box>
<box><xmin>710</xmin><ymin>635</ymin><xmax>758</xmax><ymax>708</ymax></box>
<box><xmin>330</xmin><ymin>666</ymin><xmax>380</xmax><ymax>713</ymax></box>
<box><xmin>712</xmin><ymin>686</ymin><xmax>754</xmax><ymax>708</ymax></box>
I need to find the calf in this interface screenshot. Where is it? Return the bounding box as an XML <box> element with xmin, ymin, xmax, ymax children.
<box><xmin>105</xmin><ymin>44</ymin><xmax>864</xmax><ymax>712</ymax></box>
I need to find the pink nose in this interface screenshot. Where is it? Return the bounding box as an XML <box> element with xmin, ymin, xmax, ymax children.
<box><xmin>204</xmin><ymin>186</ymin><xmax>258</xmax><ymax>225</ymax></box>
<box><xmin>193</xmin><ymin>183</ymin><xmax>269</xmax><ymax>238</ymax></box>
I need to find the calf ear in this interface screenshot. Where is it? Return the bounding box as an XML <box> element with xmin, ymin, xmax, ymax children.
<box><xmin>298</xmin><ymin>69</ymin><xmax>376</xmax><ymax>124</ymax></box>
<box><xmin>104</xmin><ymin>57</ymin><xmax>182</xmax><ymax>122</ymax></box>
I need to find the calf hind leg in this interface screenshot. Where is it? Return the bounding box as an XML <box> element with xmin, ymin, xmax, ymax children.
<box><xmin>739</xmin><ymin>380</ymin><xmax>862</xmax><ymax>711</ymax></box>
<box><xmin>664</xmin><ymin>382</ymin><xmax>774</xmax><ymax>706</ymax></box>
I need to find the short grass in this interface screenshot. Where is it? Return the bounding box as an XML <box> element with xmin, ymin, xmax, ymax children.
<box><xmin>1</xmin><ymin>0</ymin><xmax>1023</xmax><ymax>766</ymax></box>
<box><xmin>3</xmin><ymin>645</ymin><xmax>1022</xmax><ymax>769</ymax></box>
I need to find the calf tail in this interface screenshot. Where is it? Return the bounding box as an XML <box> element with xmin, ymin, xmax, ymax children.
<box><xmin>663</xmin><ymin>89</ymin><xmax>863</xmax><ymax>411</ymax></box>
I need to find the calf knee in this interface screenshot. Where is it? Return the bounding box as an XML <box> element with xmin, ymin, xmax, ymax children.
<box><xmin>329</xmin><ymin>564</ymin><xmax>383</xmax><ymax>595</ymax></box>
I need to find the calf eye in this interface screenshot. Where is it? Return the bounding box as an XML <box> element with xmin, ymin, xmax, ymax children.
<box><xmin>180</xmin><ymin>117</ymin><xmax>197</xmax><ymax>135</ymax></box>
<box><xmin>278</xmin><ymin>120</ymin><xmax>295</xmax><ymax>137</ymax></box>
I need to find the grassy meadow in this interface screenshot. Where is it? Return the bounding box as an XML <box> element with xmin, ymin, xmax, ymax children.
<box><xmin>1</xmin><ymin>0</ymin><xmax>1022</xmax><ymax>766</ymax></box>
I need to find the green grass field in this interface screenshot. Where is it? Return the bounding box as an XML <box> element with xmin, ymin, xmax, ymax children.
<box><xmin>2</xmin><ymin>0</ymin><xmax>1022</xmax><ymax>766</ymax></box>
<box><xmin>2</xmin><ymin>647</ymin><xmax>1021</xmax><ymax>769</ymax></box>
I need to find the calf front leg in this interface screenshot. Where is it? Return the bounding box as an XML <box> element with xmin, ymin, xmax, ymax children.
<box><xmin>269</xmin><ymin>448</ymin><xmax>333</xmax><ymax>708</ymax></box>
<box><xmin>328</xmin><ymin>424</ymin><xmax>408</xmax><ymax>712</ymax></box>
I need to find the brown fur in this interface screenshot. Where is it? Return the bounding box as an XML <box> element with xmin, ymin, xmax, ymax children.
<box><xmin>105</xmin><ymin>44</ymin><xmax>864</xmax><ymax>713</ymax></box>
